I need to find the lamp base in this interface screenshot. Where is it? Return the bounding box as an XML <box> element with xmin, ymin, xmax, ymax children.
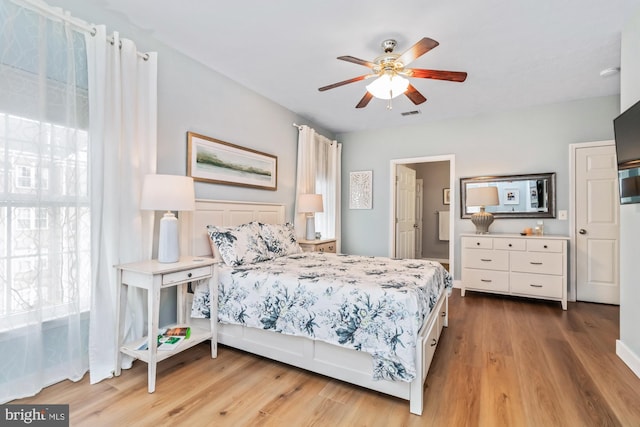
<box><xmin>158</xmin><ymin>211</ymin><xmax>180</xmax><ymax>263</ymax></box>
<box><xmin>305</xmin><ymin>215</ymin><xmax>316</xmax><ymax>240</ymax></box>
<box><xmin>470</xmin><ymin>207</ymin><xmax>494</xmax><ymax>234</ymax></box>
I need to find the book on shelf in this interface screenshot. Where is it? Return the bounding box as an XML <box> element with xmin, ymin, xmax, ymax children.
<box><xmin>161</xmin><ymin>326</ymin><xmax>191</xmax><ymax>338</ymax></box>
<box><xmin>134</xmin><ymin>327</ymin><xmax>190</xmax><ymax>351</ymax></box>
<box><xmin>157</xmin><ymin>335</ymin><xmax>184</xmax><ymax>351</ymax></box>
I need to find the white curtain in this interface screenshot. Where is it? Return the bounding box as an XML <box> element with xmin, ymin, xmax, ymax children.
<box><xmin>295</xmin><ymin>125</ymin><xmax>342</xmax><ymax>250</ymax></box>
<box><xmin>0</xmin><ymin>0</ymin><xmax>90</xmax><ymax>402</ymax></box>
<box><xmin>86</xmin><ymin>26</ymin><xmax>157</xmax><ymax>384</ymax></box>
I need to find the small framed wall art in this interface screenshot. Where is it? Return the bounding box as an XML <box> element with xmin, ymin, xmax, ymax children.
<box><xmin>443</xmin><ymin>188</ymin><xmax>451</xmax><ymax>205</ymax></box>
<box><xmin>349</xmin><ymin>170</ymin><xmax>372</xmax><ymax>209</ymax></box>
<box><xmin>187</xmin><ymin>132</ymin><xmax>277</xmax><ymax>190</ymax></box>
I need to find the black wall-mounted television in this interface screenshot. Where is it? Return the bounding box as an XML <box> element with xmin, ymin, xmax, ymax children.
<box><xmin>614</xmin><ymin>98</ymin><xmax>640</xmax><ymax>205</ymax></box>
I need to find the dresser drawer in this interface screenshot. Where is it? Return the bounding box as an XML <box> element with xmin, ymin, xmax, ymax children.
<box><xmin>511</xmin><ymin>272</ymin><xmax>563</xmax><ymax>298</ymax></box>
<box><xmin>462</xmin><ymin>268</ymin><xmax>510</xmax><ymax>292</ymax></box>
<box><xmin>527</xmin><ymin>239</ymin><xmax>563</xmax><ymax>253</ymax></box>
<box><xmin>510</xmin><ymin>252</ymin><xmax>563</xmax><ymax>275</ymax></box>
<box><xmin>494</xmin><ymin>238</ymin><xmax>526</xmax><ymax>251</ymax></box>
<box><xmin>462</xmin><ymin>237</ymin><xmax>493</xmax><ymax>249</ymax></box>
<box><xmin>162</xmin><ymin>266</ymin><xmax>212</xmax><ymax>286</ymax></box>
<box><xmin>463</xmin><ymin>249</ymin><xmax>509</xmax><ymax>271</ymax></box>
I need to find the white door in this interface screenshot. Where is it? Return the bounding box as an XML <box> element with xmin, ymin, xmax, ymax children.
<box><xmin>396</xmin><ymin>165</ymin><xmax>416</xmax><ymax>259</ymax></box>
<box><xmin>575</xmin><ymin>144</ymin><xmax>620</xmax><ymax>304</ymax></box>
<box><xmin>415</xmin><ymin>179</ymin><xmax>424</xmax><ymax>258</ymax></box>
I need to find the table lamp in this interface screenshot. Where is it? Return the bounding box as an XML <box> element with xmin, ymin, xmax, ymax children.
<box><xmin>466</xmin><ymin>186</ymin><xmax>499</xmax><ymax>234</ymax></box>
<box><xmin>298</xmin><ymin>194</ymin><xmax>323</xmax><ymax>240</ymax></box>
<box><xmin>140</xmin><ymin>174</ymin><xmax>195</xmax><ymax>263</ymax></box>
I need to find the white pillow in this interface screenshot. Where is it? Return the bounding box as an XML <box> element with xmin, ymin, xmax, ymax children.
<box><xmin>206</xmin><ymin>222</ymin><xmax>271</xmax><ymax>267</ymax></box>
<box><xmin>257</xmin><ymin>222</ymin><xmax>302</xmax><ymax>258</ymax></box>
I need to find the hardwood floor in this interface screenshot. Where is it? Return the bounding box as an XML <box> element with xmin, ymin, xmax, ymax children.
<box><xmin>13</xmin><ymin>289</ymin><xmax>640</xmax><ymax>426</ymax></box>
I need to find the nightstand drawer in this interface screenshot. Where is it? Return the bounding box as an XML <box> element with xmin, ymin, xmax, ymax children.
<box><xmin>299</xmin><ymin>239</ymin><xmax>337</xmax><ymax>253</ymax></box>
<box><xmin>162</xmin><ymin>266</ymin><xmax>212</xmax><ymax>286</ymax></box>
<box><xmin>315</xmin><ymin>242</ymin><xmax>336</xmax><ymax>253</ymax></box>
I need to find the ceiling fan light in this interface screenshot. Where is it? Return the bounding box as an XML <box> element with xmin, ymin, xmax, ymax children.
<box><xmin>366</xmin><ymin>74</ymin><xmax>409</xmax><ymax>100</ymax></box>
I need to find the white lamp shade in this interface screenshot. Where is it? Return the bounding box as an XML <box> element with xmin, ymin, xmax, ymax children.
<box><xmin>466</xmin><ymin>186</ymin><xmax>499</xmax><ymax>207</ymax></box>
<box><xmin>140</xmin><ymin>174</ymin><xmax>195</xmax><ymax>212</ymax></box>
<box><xmin>366</xmin><ymin>74</ymin><xmax>410</xmax><ymax>100</ymax></box>
<box><xmin>298</xmin><ymin>193</ymin><xmax>324</xmax><ymax>213</ymax></box>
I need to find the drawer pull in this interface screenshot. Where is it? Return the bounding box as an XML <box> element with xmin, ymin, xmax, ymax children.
<box><xmin>530</xmin><ymin>262</ymin><xmax>543</xmax><ymax>265</ymax></box>
<box><xmin>441</xmin><ymin>311</ymin><xmax>446</xmax><ymax>317</ymax></box>
<box><xmin>508</xmin><ymin>244</ymin><xmax>512</xmax><ymax>247</ymax></box>
<box><xmin>319</xmin><ymin>248</ymin><xmax>325</xmax><ymax>252</ymax></box>
<box><xmin>481</xmin><ymin>279</ymin><xmax>492</xmax><ymax>283</ymax></box>
<box><xmin>430</xmin><ymin>338</ymin><xmax>437</xmax><ymax>347</ymax></box>
<box><xmin>543</xmin><ymin>245</ymin><xmax>548</xmax><ymax>249</ymax></box>
<box><xmin>529</xmin><ymin>284</ymin><xmax>543</xmax><ymax>288</ymax></box>
<box><xmin>480</xmin><ymin>258</ymin><xmax>492</xmax><ymax>262</ymax></box>
<box><xmin>187</xmin><ymin>272</ymin><xmax>192</xmax><ymax>278</ymax></box>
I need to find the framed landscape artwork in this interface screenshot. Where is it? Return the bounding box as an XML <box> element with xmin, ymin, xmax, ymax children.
<box><xmin>187</xmin><ymin>132</ymin><xmax>277</xmax><ymax>190</ymax></box>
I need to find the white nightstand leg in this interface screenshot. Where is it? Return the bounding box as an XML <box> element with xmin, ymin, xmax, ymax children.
<box><xmin>115</xmin><ymin>271</ymin><xmax>127</xmax><ymax>377</ymax></box>
<box><xmin>147</xmin><ymin>276</ymin><xmax>162</xmax><ymax>393</ymax></box>
<box><xmin>210</xmin><ymin>266</ymin><xmax>218</xmax><ymax>358</ymax></box>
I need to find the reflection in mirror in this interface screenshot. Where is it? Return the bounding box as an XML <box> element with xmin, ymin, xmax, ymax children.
<box><xmin>461</xmin><ymin>173</ymin><xmax>556</xmax><ymax>218</ymax></box>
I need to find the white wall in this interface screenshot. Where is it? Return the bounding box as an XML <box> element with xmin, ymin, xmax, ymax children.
<box><xmin>339</xmin><ymin>95</ymin><xmax>619</xmax><ymax>280</ymax></box>
<box><xmin>617</xmin><ymin>8</ymin><xmax>640</xmax><ymax>378</ymax></box>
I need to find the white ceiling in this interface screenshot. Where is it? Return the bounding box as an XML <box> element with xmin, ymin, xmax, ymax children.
<box><xmin>95</xmin><ymin>0</ymin><xmax>637</xmax><ymax>134</ymax></box>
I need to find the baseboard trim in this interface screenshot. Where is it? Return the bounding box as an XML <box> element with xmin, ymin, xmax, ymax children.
<box><xmin>616</xmin><ymin>339</ymin><xmax>640</xmax><ymax>379</ymax></box>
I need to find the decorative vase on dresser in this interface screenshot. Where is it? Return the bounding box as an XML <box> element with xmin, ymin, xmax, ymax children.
<box><xmin>461</xmin><ymin>233</ymin><xmax>569</xmax><ymax>310</ymax></box>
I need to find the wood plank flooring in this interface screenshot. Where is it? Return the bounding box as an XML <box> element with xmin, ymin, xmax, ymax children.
<box><xmin>12</xmin><ymin>289</ymin><xmax>640</xmax><ymax>426</ymax></box>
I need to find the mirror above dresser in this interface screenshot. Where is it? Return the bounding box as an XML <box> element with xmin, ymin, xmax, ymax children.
<box><xmin>460</xmin><ymin>172</ymin><xmax>556</xmax><ymax>219</ymax></box>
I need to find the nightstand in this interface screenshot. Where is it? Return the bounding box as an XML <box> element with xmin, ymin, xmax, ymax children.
<box><xmin>298</xmin><ymin>238</ymin><xmax>337</xmax><ymax>253</ymax></box>
<box><xmin>114</xmin><ymin>256</ymin><xmax>218</xmax><ymax>392</ymax></box>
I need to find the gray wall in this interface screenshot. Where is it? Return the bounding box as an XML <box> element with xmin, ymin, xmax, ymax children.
<box><xmin>412</xmin><ymin>161</ymin><xmax>450</xmax><ymax>260</ymax></box>
<box><xmin>619</xmin><ymin>8</ymin><xmax>640</xmax><ymax>374</ymax></box>
<box><xmin>339</xmin><ymin>95</ymin><xmax>619</xmax><ymax>281</ymax></box>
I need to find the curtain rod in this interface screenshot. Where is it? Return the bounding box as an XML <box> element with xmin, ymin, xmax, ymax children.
<box><xmin>12</xmin><ymin>0</ymin><xmax>150</xmax><ymax>61</ymax></box>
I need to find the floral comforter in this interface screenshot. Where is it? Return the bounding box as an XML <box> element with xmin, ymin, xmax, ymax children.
<box><xmin>191</xmin><ymin>252</ymin><xmax>452</xmax><ymax>382</ymax></box>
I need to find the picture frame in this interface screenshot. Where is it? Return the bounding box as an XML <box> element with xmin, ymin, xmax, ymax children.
<box><xmin>349</xmin><ymin>170</ymin><xmax>372</xmax><ymax>209</ymax></box>
<box><xmin>187</xmin><ymin>132</ymin><xmax>277</xmax><ymax>191</ymax></box>
<box><xmin>504</xmin><ymin>188</ymin><xmax>520</xmax><ymax>205</ymax></box>
<box><xmin>443</xmin><ymin>188</ymin><xmax>451</xmax><ymax>205</ymax></box>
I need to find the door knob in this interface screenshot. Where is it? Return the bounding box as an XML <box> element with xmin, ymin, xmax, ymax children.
<box><xmin>579</xmin><ymin>229</ymin><xmax>587</xmax><ymax>235</ymax></box>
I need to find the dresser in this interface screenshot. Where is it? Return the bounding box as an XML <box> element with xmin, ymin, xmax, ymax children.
<box><xmin>461</xmin><ymin>233</ymin><xmax>568</xmax><ymax>310</ymax></box>
<box><xmin>298</xmin><ymin>238</ymin><xmax>337</xmax><ymax>253</ymax></box>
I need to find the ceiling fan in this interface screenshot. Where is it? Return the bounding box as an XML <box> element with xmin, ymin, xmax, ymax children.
<box><xmin>318</xmin><ymin>37</ymin><xmax>467</xmax><ymax>109</ymax></box>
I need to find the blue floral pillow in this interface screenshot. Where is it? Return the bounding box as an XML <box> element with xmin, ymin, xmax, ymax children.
<box><xmin>206</xmin><ymin>222</ymin><xmax>270</xmax><ymax>267</ymax></box>
<box><xmin>258</xmin><ymin>222</ymin><xmax>302</xmax><ymax>258</ymax></box>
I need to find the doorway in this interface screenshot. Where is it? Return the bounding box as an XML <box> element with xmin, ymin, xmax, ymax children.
<box><xmin>390</xmin><ymin>155</ymin><xmax>455</xmax><ymax>274</ymax></box>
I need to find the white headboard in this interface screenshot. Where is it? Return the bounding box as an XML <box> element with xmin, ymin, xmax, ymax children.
<box><xmin>179</xmin><ymin>199</ymin><xmax>286</xmax><ymax>257</ymax></box>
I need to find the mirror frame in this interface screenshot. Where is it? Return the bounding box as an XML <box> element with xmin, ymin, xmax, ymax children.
<box><xmin>460</xmin><ymin>172</ymin><xmax>556</xmax><ymax>219</ymax></box>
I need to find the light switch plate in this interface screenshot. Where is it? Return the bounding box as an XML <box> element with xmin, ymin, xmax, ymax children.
<box><xmin>558</xmin><ymin>210</ymin><xmax>568</xmax><ymax>220</ymax></box>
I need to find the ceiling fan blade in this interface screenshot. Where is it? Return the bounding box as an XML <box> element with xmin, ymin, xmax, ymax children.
<box><xmin>396</xmin><ymin>37</ymin><xmax>439</xmax><ymax>66</ymax></box>
<box><xmin>318</xmin><ymin>75</ymin><xmax>373</xmax><ymax>92</ymax></box>
<box><xmin>355</xmin><ymin>92</ymin><xmax>373</xmax><ymax>109</ymax></box>
<box><xmin>407</xmin><ymin>68</ymin><xmax>468</xmax><ymax>82</ymax></box>
<box><xmin>405</xmin><ymin>84</ymin><xmax>427</xmax><ymax>105</ymax></box>
<box><xmin>338</xmin><ymin>55</ymin><xmax>377</xmax><ymax>69</ymax></box>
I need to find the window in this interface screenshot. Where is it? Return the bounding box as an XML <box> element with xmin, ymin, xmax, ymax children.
<box><xmin>0</xmin><ymin>2</ymin><xmax>90</xmax><ymax>327</ymax></box>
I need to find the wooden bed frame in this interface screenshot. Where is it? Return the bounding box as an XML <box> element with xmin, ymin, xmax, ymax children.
<box><xmin>179</xmin><ymin>199</ymin><xmax>448</xmax><ymax>415</ymax></box>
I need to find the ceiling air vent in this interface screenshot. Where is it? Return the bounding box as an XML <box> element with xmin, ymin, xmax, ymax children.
<box><xmin>401</xmin><ymin>110</ymin><xmax>421</xmax><ymax>116</ymax></box>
